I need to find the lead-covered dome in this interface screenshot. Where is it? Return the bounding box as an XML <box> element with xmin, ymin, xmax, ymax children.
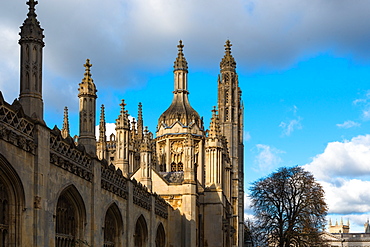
<box><xmin>157</xmin><ymin>41</ymin><xmax>202</xmax><ymax>129</ymax></box>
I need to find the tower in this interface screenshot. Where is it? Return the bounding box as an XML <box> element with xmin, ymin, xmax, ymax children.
<box><xmin>217</xmin><ymin>40</ymin><xmax>244</xmax><ymax>246</ymax></box>
<box><xmin>139</xmin><ymin>127</ymin><xmax>152</xmax><ymax>190</ymax></box>
<box><xmin>78</xmin><ymin>59</ymin><xmax>97</xmax><ymax>156</ymax></box>
<box><xmin>205</xmin><ymin>107</ymin><xmax>223</xmax><ymax>189</ymax></box>
<box><xmin>115</xmin><ymin>100</ymin><xmax>130</xmax><ymax>176</ymax></box>
<box><xmin>155</xmin><ymin>41</ymin><xmax>205</xmax><ymax>246</ymax></box>
<box><xmin>156</xmin><ymin>40</ymin><xmax>204</xmax><ymax>174</ymax></box>
<box><xmin>19</xmin><ymin>0</ymin><xmax>45</xmax><ymax>120</ymax></box>
<box><xmin>97</xmin><ymin>104</ymin><xmax>107</xmax><ymax>160</ymax></box>
<box><xmin>137</xmin><ymin>102</ymin><xmax>144</xmax><ymax>141</ymax></box>
<box><xmin>61</xmin><ymin>106</ymin><xmax>70</xmax><ymax>138</ymax></box>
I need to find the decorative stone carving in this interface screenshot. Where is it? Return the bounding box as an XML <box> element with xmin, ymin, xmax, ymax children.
<box><xmin>101</xmin><ymin>163</ymin><xmax>128</xmax><ymax>200</ymax></box>
<box><xmin>50</xmin><ymin>131</ymin><xmax>93</xmax><ymax>182</ymax></box>
<box><xmin>171</xmin><ymin>141</ymin><xmax>183</xmax><ymax>154</ymax></box>
<box><xmin>34</xmin><ymin>196</ymin><xmax>41</xmax><ymax>209</ymax></box>
<box><xmin>0</xmin><ymin>104</ymin><xmax>34</xmax><ymax>137</ymax></box>
<box><xmin>132</xmin><ymin>180</ymin><xmax>151</xmax><ymax>211</ymax></box>
<box><xmin>154</xmin><ymin>194</ymin><xmax>168</xmax><ymax>219</ymax></box>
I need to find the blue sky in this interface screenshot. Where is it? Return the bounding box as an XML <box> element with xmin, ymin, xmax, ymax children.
<box><xmin>1</xmin><ymin>0</ymin><xmax>370</xmax><ymax>232</ymax></box>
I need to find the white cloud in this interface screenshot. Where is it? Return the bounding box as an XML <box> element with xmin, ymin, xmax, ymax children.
<box><xmin>304</xmin><ymin>135</ymin><xmax>370</xmax><ymax>181</ymax></box>
<box><xmin>2</xmin><ymin>0</ymin><xmax>370</xmax><ymax>113</ymax></box>
<box><xmin>353</xmin><ymin>90</ymin><xmax>370</xmax><ymax>121</ymax></box>
<box><xmin>244</xmin><ymin>194</ymin><xmax>254</xmax><ymax>220</ymax></box>
<box><xmin>336</xmin><ymin>120</ymin><xmax>361</xmax><ymax>129</ymax></box>
<box><xmin>253</xmin><ymin>144</ymin><xmax>284</xmax><ymax>173</ymax></box>
<box><xmin>353</xmin><ymin>90</ymin><xmax>370</xmax><ymax>105</ymax></box>
<box><xmin>321</xmin><ymin>179</ymin><xmax>370</xmax><ymax>215</ymax></box>
<box><xmin>95</xmin><ymin>123</ymin><xmax>117</xmax><ymax>141</ymax></box>
<box><xmin>279</xmin><ymin>117</ymin><xmax>302</xmax><ymax>136</ymax></box>
<box><xmin>303</xmin><ymin>135</ymin><xmax>370</xmax><ymax>231</ymax></box>
<box><xmin>244</xmin><ymin>131</ymin><xmax>251</xmax><ymax>141</ymax></box>
<box><xmin>363</xmin><ymin>110</ymin><xmax>370</xmax><ymax>120</ymax></box>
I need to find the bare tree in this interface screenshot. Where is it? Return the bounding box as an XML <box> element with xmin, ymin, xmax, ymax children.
<box><xmin>250</xmin><ymin>166</ymin><xmax>328</xmax><ymax>247</ymax></box>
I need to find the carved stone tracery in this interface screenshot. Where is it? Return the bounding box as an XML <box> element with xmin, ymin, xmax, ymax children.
<box><xmin>55</xmin><ymin>194</ymin><xmax>76</xmax><ymax>247</ymax></box>
<box><xmin>50</xmin><ymin>131</ymin><xmax>93</xmax><ymax>182</ymax></box>
<box><xmin>154</xmin><ymin>194</ymin><xmax>168</xmax><ymax>219</ymax></box>
<box><xmin>101</xmin><ymin>163</ymin><xmax>128</xmax><ymax>200</ymax></box>
<box><xmin>133</xmin><ymin>181</ymin><xmax>151</xmax><ymax>211</ymax></box>
<box><xmin>0</xmin><ymin>104</ymin><xmax>36</xmax><ymax>154</ymax></box>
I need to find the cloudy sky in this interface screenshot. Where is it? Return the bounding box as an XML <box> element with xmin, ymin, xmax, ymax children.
<box><xmin>1</xmin><ymin>0</ymin><xmax>370</xmax><ymax>232</ymax></box>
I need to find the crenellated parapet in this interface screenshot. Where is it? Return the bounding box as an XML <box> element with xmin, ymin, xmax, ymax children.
<box><xmin>0</xmin><ymin>93</ymin><xmax>36</xmax><ymax>154</ymax></box>
<box><xmin>132</xmin><ymin>179</ymin><xmax>152</xmax><ymax>211</ymax></box>
<box><xmin>154</xmin><ymin>193</ymin><xmax>169</xmax><ymax>219</ymax></box>
<box><xmin>101</xmin><ymin>160</ymin><xmax>128</xmax><ymax>199</ymax></box>
<box><xmin>50</xmin><ymin>126</ymin><xmax>93</xmax><ymax>182</ymax></box>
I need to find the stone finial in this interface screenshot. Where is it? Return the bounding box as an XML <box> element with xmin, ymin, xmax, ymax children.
<box><xmin>61</xmin><ymin>106</ymin><xmax>70</xmax><ymax>138</ymax></box>
<box><xmin>174</xmin><ymin>40</ymin><xmax>188</xmax><ymax>71</ymax></box>
<box><xmin>140</xmin><ymin>126</ymin><xmax>151</xmax><ymax>152</ymax></box>
<box><xmin>99</xmin><ymin>104</ymin><xmax>106</xmax><ymax>142</ymax></box>
<box><xmin>27</xmin><ymin>0</ymin><xmax>37</xmax><ymax>15</ymax></box>
<box><xmin>82</xmin><ymin>59</ymin><xmax>93</xmax><ymax>83</ymax></box>
<box><xmin>78</xmin><ymin>59</ymin><xmax>97</xmax><ymax>97</ymax></box>
<box><xmin>137</xmin><ymin>102</ymin><xmax>144</xmax><ymax>140</ymax></box>
<box><xmin>120</xmin><ymin>99</ymin><xmax>126</xmax><ymax>112</ymax></box>
<box><xmin>220</xmin><ymin>40</ymin><xmax>236</xmax><ymax>70</ymax></box>
<box><xmin>116</xmin><ymin>99</ymin><xmax>129</xmax><ymax>129</ymax></box>
<box><xmin>19</xmin><ymin>0</ymin><xmax>44</xmax><ymax>45</ymax></box>
<box><xmin>208</xmin><ymin>106</ymin><xmax>221</xmax><ymax>139</ymax></box>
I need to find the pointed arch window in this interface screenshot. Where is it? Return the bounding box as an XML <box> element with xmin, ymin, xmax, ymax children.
<box><xmin>171</xmin><ymin>162</ymin><xmax>176</xmax><ymax>172</ymax></box>
<box><xmin>0</xmin><ymin>181</ymin><xmax>9</xmax><ymax>247</ymax></box>
<box><xmin>0</xmin><ymin>154</ymin><xmax>25</xmax><ymax>246</ymax></box>
<box><xmin>155</xmin><ymin>223</ymin><xmax>166</xmax><ymax>247</ymax></box>
<box><xmin>104</xmin><ymin>204</ymin><xmax>123</xmax><ymax>247</ymax></box>
<box><xmin>55</xmin><ymin>186</ymin><xmax>85</xmax><ymax>247</ymax></box>
<box><xmin>177</xmin><ymin>162</ymin><xmax>183</xmax><ymax>172</ymax></box>
<box><xmin>55</xmin><ymin>194</ymin><xmax>76</xmax><ymax>246</ymax></box>
<box><xmin>134</xmin><ymin>215</ymin><xmax>148</xmax><ymax>247</ymax></box>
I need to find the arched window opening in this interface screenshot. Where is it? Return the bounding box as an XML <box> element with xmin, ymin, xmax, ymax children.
<box><xmin>55</xmin><ymin>186</ymin><xmax>85</xmax><ymax>247</ymax></box>
<box><xmin>0</xmin><ymin>154</ymin><xmax>25</xmax><ymax>246</ymax></box>
<box><xmin>177</xmin><ymin>162</ymin><xmax>183</xmax><ymax>172</ymax></box>
<box><xmin>171</xmin><ymin>162</ymin><xmax>176</xmax><ymax>172</ymax></box>
<box><xmin>155</xmin><ymin>223</ymin><xmax>165</xmax><ymax>247</ymax></box>
<box><xmin>56</xmin><ymin>194</ymin><xmax>76</xmax><ymax>246</ymax></box>
<box><xmin>0</xmin><ymin>181</ymin><xmax>9</xmax><ymax>247</ymax></box>
<box><xmin>134</xmin><ymin>215</ymin><xmax>148</xmax><ymax>247</ymax></box>
<box><xmin>104</xmin><ymin>204</ymin><xmax>122</xmax><ymax>247</ymax></box>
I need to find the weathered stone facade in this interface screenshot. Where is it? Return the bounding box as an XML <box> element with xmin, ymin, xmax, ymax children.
<box><xmin>0</xmin><ymin>1</ymin><xmax>245</xmax><ymax>246</ymax></box>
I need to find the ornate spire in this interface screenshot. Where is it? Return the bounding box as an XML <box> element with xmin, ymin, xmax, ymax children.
<box><xmin>19</xmin><ymin>0</ymin><xmax>44</xmax><ymax>46</ymax></box>
<box><xmin>174</xmin><ymin>40</ymin><xmax>188</xmax><ymax>71</ymax></box>
<box><xmin>137</xmin><ymin>102</ymin><xmax>144</xmax><ymax>140</ymax></box>
<box><xmin>130</xmin><ymin>118</ymin><xmax>137</xmax><ymax>141</ymax></box>
<box><xmin>116</xmin><ymin>99</ymin><xmax>129</xmax><ymax>129</ymax></box>
<box><xmin>78</xmin><ymin>59</ymin><xmax>97</xmax><ymax>97</ymax></box>
<box><xmin>61</xmin><ymin>106</ymin><xmax>70</xmax><ymax>138</ymax></box>
<box><xmin>18</xmin><ymin>0</ymin><xmax>45</xmax><ymax>120</ymax></box>
<box><xmin>208</xmin><ymin>106</ymin><xmax>221</xmax><ymax>139</ymax></box>
<box><xmin>99</xmin><ymin>104</ymin><xmax>106</xmax><ymax>142</ymax></box>
<box><xmin>140</xmin><ymin>126</ymin><xmax>152</xmax><ymax>152</ymax></box>
<box><xmin>82</xmin><ymin>59</ymin><xmax>93</xmax><ymax>83</ymax></box>
<box><xmin>220</xmin><ymin>40</ymin><xmax>236</xmax><ymax>70</ymax></box>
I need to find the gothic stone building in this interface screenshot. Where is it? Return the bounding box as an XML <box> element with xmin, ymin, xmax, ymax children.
<box><xmin>0</xmin><ymin>1</ymin><xmax>245</xmax><ymax>246</ymax></box>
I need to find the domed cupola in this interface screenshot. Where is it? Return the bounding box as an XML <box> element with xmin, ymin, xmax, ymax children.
<box><xmin>157</xmin><ymin>41</ymin><xmax>202</xmax><ymax>131</ymax></box>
